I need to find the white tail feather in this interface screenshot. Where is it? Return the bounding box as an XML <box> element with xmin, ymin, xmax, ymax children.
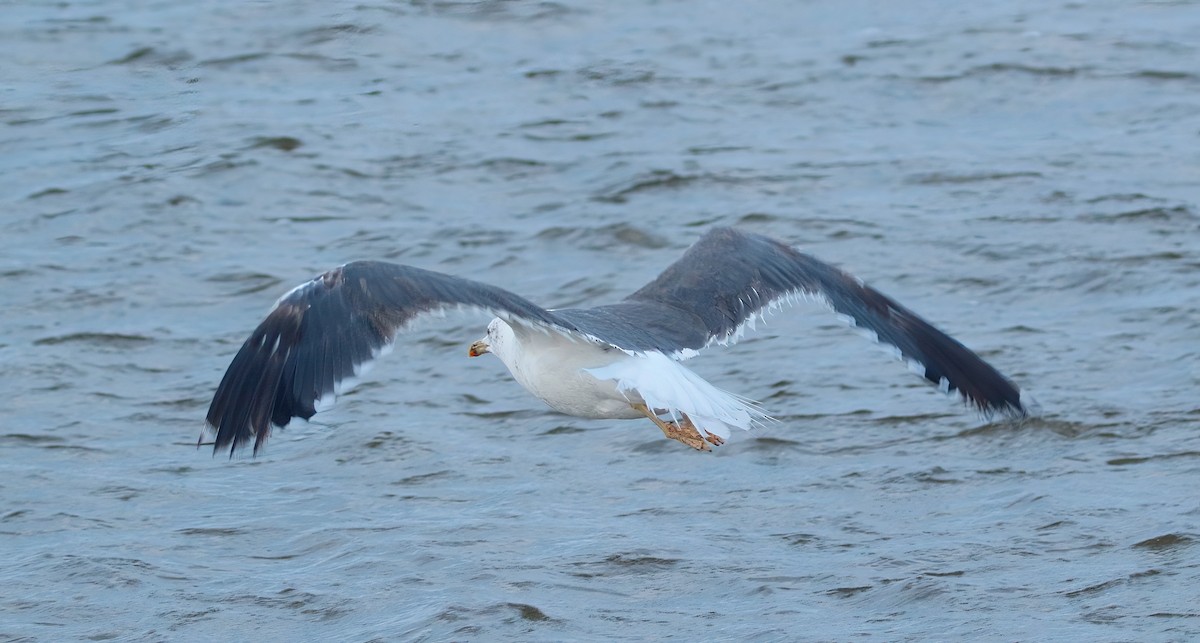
<box><xmin>586</xmin><ymin>353</ymin><xmax>770</xmax><ymax>441</ymax></box>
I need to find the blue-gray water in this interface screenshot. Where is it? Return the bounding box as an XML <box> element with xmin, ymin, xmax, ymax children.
<box><xmin>3</xmin><ymin>1</ymin><xmax>1199</xmax><ymax>640</ymax></box>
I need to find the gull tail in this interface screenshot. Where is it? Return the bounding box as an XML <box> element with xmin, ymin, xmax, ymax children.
<box><xmin>586</xmin><ymin>352</ymin><xmax>771</xmax><ymax>442</ymax></box>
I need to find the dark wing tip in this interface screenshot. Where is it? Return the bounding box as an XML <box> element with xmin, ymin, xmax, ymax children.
<box><xmin>204</xmin><ymin>299</ymin><xmax>309</xmax><ymax>458</ymax></box>
<box><xmin>851</xmin><ymin>279</ymin><xmax>1029</xmax><ymax>419</ymax></box>
<box><xmin>203</xmin><ymin>266</ymin><xmax>367</xmax><ymax>458</ymax></box>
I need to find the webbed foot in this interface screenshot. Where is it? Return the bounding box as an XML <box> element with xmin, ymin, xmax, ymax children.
<box><xmin>631</xmin><ymin>403</ymin><xmax>718</xmax><ymax>452</ymax></box>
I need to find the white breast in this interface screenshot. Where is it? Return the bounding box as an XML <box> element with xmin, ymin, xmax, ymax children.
<box><xmin>486</xmin><ymin>320</ymin><xmax>644</xmax><ymax>419</ymax></box>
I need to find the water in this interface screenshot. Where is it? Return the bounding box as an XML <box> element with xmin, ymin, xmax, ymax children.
<box><xmin>3</xmin><ymin>0</ymin><xmax>1199</xmax><ymax>640</ymax></box>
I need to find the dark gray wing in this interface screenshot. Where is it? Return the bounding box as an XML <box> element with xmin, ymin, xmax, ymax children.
<box><xmin>204</xmin><ymin>262</ymin><xmax>577</xmax><ymax>456</ymax></box>
<box><xmin>555</xmin><ymin>227</ymin><xmax>1027</xmax><ymax>416</ymax></box>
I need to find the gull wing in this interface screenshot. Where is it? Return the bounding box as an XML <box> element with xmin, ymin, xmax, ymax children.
<box><xmin>558</xmin><ymin>227</ymin><xmax>1028</xmax><ymax>416</ymax></box>
<box><xmin>204</xmin><ymin>262</ymin><xmax>577</xmax><ymax>456</ymax></box>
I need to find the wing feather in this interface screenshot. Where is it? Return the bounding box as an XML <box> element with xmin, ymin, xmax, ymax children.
<box><xmin>204</xmin><ymin>262</ymin><xmax>576</xmax><ymax>456</ymax></box>
<box><xmin>607</xmin><ymin>227</ymin><xmax>1028</xmax><ymax>416</ymax></box>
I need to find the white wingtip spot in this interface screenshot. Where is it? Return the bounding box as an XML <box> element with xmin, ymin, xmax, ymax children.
<box><xmin>314</xmin><ymin>395</ymin><xmax>336</xmax><ymax>413</ymax></box>
<box><xmin>854</xmin><ymin>327</ymin><xmax>880</xmax><ymax>344</ymax></box>
<box><xmin>878</xmin><ymin>342</ymin><xmax>903</xmax><ymax>360</ymax></box>
<box><xmin>374</xmin><ymin>341</ymin><xmax>396</xmax><ymax>360</ymax></box>
<box><xmin>335</xmin><ymin>373</ymin><xmax>362</xmax><ymax>396</ymax></box>
<box><xmin>672</xmin><ymin>347</ymin><xmax>701</xmax><ymax>360</ymax></box>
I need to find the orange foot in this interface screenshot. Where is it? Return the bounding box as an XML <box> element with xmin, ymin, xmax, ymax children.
<box><xmin>659</xmin><ymin>419</ymin><xmax>711</xmax><ymax>452</ymax></box>
<box><xmin>676</xmin><ymin>414</ymin><xmax>725</xmax><ymax>447</ymax></box>
<box><xmin>630</xmin><ymin>403</ymin><xmax>721</xmax><ymax>452</ymax></box>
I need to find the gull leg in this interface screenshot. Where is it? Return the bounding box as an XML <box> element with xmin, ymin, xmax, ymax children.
<box><xmin>631</xmin><ymin>403</ymin><xmax>711</xmax><ymax>452</ymax></box>
<box><xmin>679</xmin><ymin>413</ymin><xmax>725</xmax><ymax>447</ymax></box>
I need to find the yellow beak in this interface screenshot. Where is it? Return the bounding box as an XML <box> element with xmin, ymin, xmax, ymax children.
<box><xmin>468</xmin><ymin>339</ymin><xmax>490</xmax><ymax>357</ymax></box>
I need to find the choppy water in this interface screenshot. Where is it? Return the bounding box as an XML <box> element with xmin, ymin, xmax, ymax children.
<box><xmin>3</xmin><ymin>1</ymin><xmax>1199</xmax><ymax>640</ymax></box>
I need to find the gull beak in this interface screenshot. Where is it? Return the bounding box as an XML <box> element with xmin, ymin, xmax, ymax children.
<box><xmin>468</xmin><ymin>339</ymin><xmax>490</xmax><ymax>358</ymax></box>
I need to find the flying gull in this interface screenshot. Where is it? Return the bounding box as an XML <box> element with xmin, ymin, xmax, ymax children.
<box><xmin>204</xmin><ymin>227</ymin><xmax>1029</xmax><ymax>456</ymax></box>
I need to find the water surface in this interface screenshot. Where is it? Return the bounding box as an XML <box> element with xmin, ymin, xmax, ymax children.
<box><xmin>3</xmin><ymin>1</ymin><xmax>1199</xmax><ymax>640</ymax></box>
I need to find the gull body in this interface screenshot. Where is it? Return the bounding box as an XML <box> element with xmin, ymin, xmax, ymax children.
<box><xmin>472</xmin><ymin>318</ymin><xmax>643</xmax><ymax>420</ymax></box>
<box><xmin>203</xmin><ymin>227</ymin><xmax>1030</xmax><ymax>457</ymax></box>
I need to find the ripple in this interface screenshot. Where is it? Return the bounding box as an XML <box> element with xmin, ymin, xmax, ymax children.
<box><xmin>26</xmin><ymin>187</ymin><xmax>69</xmax><ymax>199</ymax></box>
<box><xmin>535</xmin><ymin>223</ymin><xmax>668</xmax><ymax>250</ymax></box>
<box><xmin>907</xmin><ymin>171</ymin><xmax>1042</xmax><ymax>185</ymax></box>
<box><xmin>1132</xmin><ymin>534</ymin><xmax>1194</xmax><ymax>551</ymax></box>
<box><xmin>1107</xmin><ymin>451</ymin><xmax>1200</xmax><ymax>466</ymax></box>
<box><xmin>917</xmin><ymin>63</ymin><xmax>1084</xmax><ymax>83</ymax></box>
<box><xmin>1082</xmin><ymin>206</ymin><xmax>1194</xmax><ymax>223</ymax></box>
<box><xmin>1130</xmin><ymin>70</ymin><xmax>1198</xmax><ymax>81</ymax></box>
<box><xmin>826</xmin><ymin>585</ymin><xmax>873</xmax><ymax>598</ymax></box>
<box><xmin>390</xmin><ymin>470</ymin><xmax>454</xmax><ymax>486</ymax></box>
<box><xmin>248</xmin><ymin>136</ymin><xmax>303</xmax><ymax>152</ymax></box>
<box><xmin>294</xmin><ymin>23</ymin><xmax>376</xmax><ymax>45</ymax></box>
<box><xmin>593</xmin><ymin>170</ymin><xmax>701</xmax><ymax>203</ymax></box>
<box><xmin>205</xmin><ymin>271</ymin><xmax>284</xmax><ymax>296</ymax></box>
<box><xmin>106</xmin><ymin>46</ymin><xmax>193</xmax><ymax>67</ymax></box>
<box><xmin>33</xmin><ymin>332</ymin><xmax>153</xmax><ymax>347</ymax></box>
<box><xmin>199</xmin><ymin>52</ymin><xmax>270</xmax><ymax>67</ymax></box>
<box><xmin>506</xmin><ymin>602</ymin><xmax>553</xmax><ymax>621</ymax></box>
<box><xmin>176</xmin><ymin>527</ymin><xmax>247</xmax><ymax>536</ymax></box>
<box><xmin>570</xmin><ymin>552</ymin><xmax>682</xmax><ymax>578</ymax></box>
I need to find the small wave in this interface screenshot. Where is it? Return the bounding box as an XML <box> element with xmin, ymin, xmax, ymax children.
<box><xmin>535</xmin><ymin>223</ymin><xmax>668</xmax><ymax>250</ymax></box>
<box><xmin>34</xmin><ymin>332</ymin><xmax>153</xmax><ymax>347</ymax></box>
<box><xmin>1082</xmin><ymin>206</ymin><xmax>1194</xmax><ymax>223</ymax></box>
<box><xmin>1132</xmin><ymin>533</ymin><xmax>1194</xmax><ymax>551</ymax></box>
<box><xmin>907</xmin><ymin>171</ymin><xmax>1042</xmax><ymax>185</ymax></box>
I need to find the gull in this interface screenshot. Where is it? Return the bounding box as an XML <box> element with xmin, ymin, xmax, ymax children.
<box><xmin>203</xmin><ymin>227</ymin><xmax>1029</xmax><ymax>456</ymax></box>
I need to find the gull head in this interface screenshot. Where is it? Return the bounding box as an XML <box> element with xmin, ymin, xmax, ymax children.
<box><xmin>468</xmin><ymin>337</ymin><xmax>490</xmax><ymax>357</ymax></box>
<box><xmin>468</xmin><ymin>318</ymin><xmax>514</xmax><ymax>359</ymax></box>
